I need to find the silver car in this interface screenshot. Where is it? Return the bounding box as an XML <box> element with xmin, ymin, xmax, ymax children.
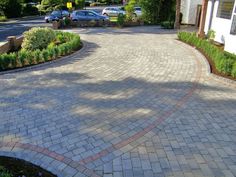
<box><xmin>71</xmin><ymin>10</ymin><xmax>109</xmax><ymax>24</ymax></box>
<box><xmin>102</xmin><ymin>7</ymin><xmax>125</xmax><ymax>17</ymax></box>
<box><xmin>102</xmin><ymin>6</ymin><xmax>142</xmax><ymax>17</ymax></box>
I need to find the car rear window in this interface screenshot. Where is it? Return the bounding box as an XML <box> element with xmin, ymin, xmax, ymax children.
<box><xmin>135</xmin><ymin>7</ymin><xmax>141</xmax><ymax>11</ymax></box>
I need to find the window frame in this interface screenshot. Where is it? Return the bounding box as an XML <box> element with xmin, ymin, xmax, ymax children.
<box><xmin>216</xmin><ymin>0</ymin><xmax>234</xmax><ymax>19</ymax></box>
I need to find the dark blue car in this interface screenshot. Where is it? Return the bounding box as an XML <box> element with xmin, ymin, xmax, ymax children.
<box><xmin>71</xmin><ymin>10</ymin><xmax>109</xmax><ymax>23</ymax></box>
<box><xmin>45</xmin><ymin>10</ymin><xmax>70</xmax><ymax>23</ymax></box>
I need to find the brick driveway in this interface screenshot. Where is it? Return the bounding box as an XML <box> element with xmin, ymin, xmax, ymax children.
<box><xmin>0</xmin><ymin>26</ymin><xmax>236</xmax><ymax>177</ymax></box>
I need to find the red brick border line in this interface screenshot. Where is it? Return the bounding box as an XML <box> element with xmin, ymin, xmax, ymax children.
<box><xmin>78</xmin><ymin>46</ymin><xmax>203</xmax><ymax>165</ymax></box>
<box><xmin>0</xmin><ymin>141</ymin><xmax>101</xmax><ymax>177</ymax></box>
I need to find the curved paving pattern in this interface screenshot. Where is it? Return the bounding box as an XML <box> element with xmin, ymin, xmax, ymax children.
<box><xmin>0</xmin><ymin>26</ymin><xmax>236</xmax><ymax>177</ymax></box>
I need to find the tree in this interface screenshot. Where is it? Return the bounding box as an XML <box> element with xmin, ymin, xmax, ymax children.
<box><xmin>125</xmin><ymin>0</ymin><xmax>136</xmax><ymax>21</ymax></box>
<box><xmin>159</xmin><ymin>0</ymin><xmax>175</xmax><ymax>22</ymax></box>
<box><xmin>139</xmin><ymin>0</ymin><xmax>162</xmax><ymax>24</ymax></box>
<box><xmin>75</xmin><ymin>0</ymin><xmax>85</xmax><ymax>9</ymax></box>
<box><xmin>0</xmin><ymin>0</ymin><xmax>22</xmax><ymax>18</ymax></box>
<box><xmin>174</xmin><ymin>0</ymin><xmax>181</xmax><ymax>29</ymax></box>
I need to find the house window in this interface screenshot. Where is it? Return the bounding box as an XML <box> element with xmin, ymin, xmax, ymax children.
<box><xmin>230</xmin><ymin>15</ymin><xmax>236</xmax><ymax>34</ymax></box>
<box><xmin>217</xmin><ymin>0</ymin><xmax>234</xmax><ymax>19</ymax></box>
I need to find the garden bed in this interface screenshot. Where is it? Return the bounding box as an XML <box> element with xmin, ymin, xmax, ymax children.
<box><xmin>0</xmin><ymin>27</ymin><xmax>81</xmax><ymax>72</ymax></box>
<box><xmin>0</xmin><ymin>156</ymin><xmax>56</xmax><ymax>177</ymax></box>
<box><xmin>178</xmin><ymin>32</ymin><xmax>236</xmax><ymax>81</ymax></box>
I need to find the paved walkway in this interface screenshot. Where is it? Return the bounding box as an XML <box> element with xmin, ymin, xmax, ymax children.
<box><xmin>0</xmin><ymin>26</ymin><xmax>236</xmax><ymax>177</ymax></box>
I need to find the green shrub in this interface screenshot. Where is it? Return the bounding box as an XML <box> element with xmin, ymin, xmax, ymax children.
<box><xmin>178</xmin><ymin>31</ymin><xmax>236</xmax><ymax>78</ymax></box>
<box><xmin>47</xmin><ymin>47</ymin><xmax>56</xmax><ymax>60</ymax></box>
<box><xmin>231</xmin><ymin>62</ymin><xmax>236</xmax><ymax>77</ymax></box>
<box><xmin>160</xmin><ymin>21</ymin><xmax>174</xmax><ymax>29</ymax></box>
<box><xmin>0</xmin><ymin>30</ymin><xmax>81</xmax><ymax>71</ymax></box>
<box><xmin>0</xmin><ymin>166</ymin><xmax>13</xmax><ymax>177</ymax></box>
<box><xmin>139</xmin><ymin>0</ymin><xmax>162</xmax><ymax>24</ymax></box>
<box><xmin>41</xmin><ymin>49</ymin><xmax>50</xmax><ymax>61</ymax></box>
<box><xmin>63</xmin><ymin>17</ymin><xmax>71</xmax><ymax>26</ymax></box>
<box><xmin>32</xmin><ymin>49</ymin><xmax>44</xmax><ymax>63</ymax></box>
<box><xmin>207</xmin><ymin>30</ymin><xmax>216</xmax><ymax>41</ymax></box>
<box><xmin>55</xmin><ymin>32</ymin><xmax>68</xmax><ymax>44</ymax></box>
<box><xmin>125</xmin><ymin>0</ymin><xmax>136</xmax><ymax>21</ymax></box>
<box><xmin>0</xmin><ymin>16</ymin><xmax>7</xmax><ymax>22</ymax></box>
<box><xmin>22</xmin><ymin>27</ymin><xmax>56</xmax><ymax>51</ymax></box>
<box><xmin>18</xmin><ymin>50</ymin><xmax>31</xmax><ymax>66</ymax></box>
<box><xmin>0</xmin><ymin>53</ymin><xmax>16</xmax><ymax>70</ymax></box>
<box><xmin>117</xmin><ymin>14</ymin><xmax>125</xmax><ymax>27</ymax></box>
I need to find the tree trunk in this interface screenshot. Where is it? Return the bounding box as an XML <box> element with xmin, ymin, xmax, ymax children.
<box><xmin>198</xmin><ymin>0</ymin><xmax>209</xmax><ymax>38</ymax></box>
<box><xmin>174</xmin><ymin>0</ymin><xmax>181</xmax><ymax>29</ymax></box>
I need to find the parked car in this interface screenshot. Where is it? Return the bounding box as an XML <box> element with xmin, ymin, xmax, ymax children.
<box><xmin>102</xmin><ymin>6</ymin><xmax>142</xmax><ymax>17</ymax></box>
<box><xmin>134</xmin><ymin>7</ymin><xmax>142</xmax><ymax>17</ymax></box>
<box><xmin>45</xmin><ymin>10</ymin><xmax>70</xmax><ymax>23</ymax></box>
<box><xmin>102</xmin><ymin>7</ymin><xmax>125</xmax><ymax>17</ymax></box>
<box><xmin>71</xmin><ymin>10</ymin><xmax>109</xmax><ymax>23</ymax></box>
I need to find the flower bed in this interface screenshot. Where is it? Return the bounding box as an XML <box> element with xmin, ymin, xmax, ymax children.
<box><xmin>178</xmin><ymin>32</ymin><xmax>236</xmax><ymax>79</ymax></box>
<box><xmin>0</xmin><ymin>27</ymin><xmax>81</xmax><ymax>72</ymax></box>
<box><xmin>0</xmin><ymin>156</ymin><xmax>56</xmax><ymax>177</ymax></box>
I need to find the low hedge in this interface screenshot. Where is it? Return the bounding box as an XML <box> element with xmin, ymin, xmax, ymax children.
<box><xmin>0</xmin><ymin>166</ymin><xmax>12</xmax><ymax>177</ymax></box>
<box><xmin>0</xmin><ymin>30</ymin><xmax>81</xmax><ymax>71</ymax></box>
<box><xmin>178</xmin><ymin>32</ymin><xmax>236</xmax><ymax>78</ymax></box>
<box><xmin>161</xmin><ymin>21</ymin><xmax>174</xmax><ymax>29</ymax></box>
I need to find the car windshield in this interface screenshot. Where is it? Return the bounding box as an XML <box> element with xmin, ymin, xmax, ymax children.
<box><xmin>51</xmin><ymin>11</ymin><xmax>61</xmax><ymax>16</ymax></box>
<box><xmin>135</xmin><ymin>7</ymin><xmax>141</xmax><ymax>11</ymax></box>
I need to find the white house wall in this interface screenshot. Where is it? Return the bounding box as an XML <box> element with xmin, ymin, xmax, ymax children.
<box><xmin>181</xmin><ymin>0</ymin><xmax>201</xmax><ymax>25</ymax></box>
<box><xmin>205</xmin><ymin>0</ymin><xmax>236</xmax><ymax>54</ymax></box>
<box><xmin>181</xmin><ymin>0</ymin><xmax>190</xmax><ymax>24</ymax></box>
<box><xmin>188</xmin><ymin>0</ymin><xmax>202</xmax><ymax>24</ymax></box>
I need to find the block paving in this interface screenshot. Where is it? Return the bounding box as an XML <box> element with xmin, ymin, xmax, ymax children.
<box><xmin>0</xmin><ymin>26</ymin><xmax>236</xmax><ymax>177</ymax></box>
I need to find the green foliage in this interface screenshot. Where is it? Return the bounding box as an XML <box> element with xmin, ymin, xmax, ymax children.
<box><xmin>22</xmin><ymin>27</ymin><xmax>56</xmax><ymax>51</ymax></box>
<box><xmin>139</xmin><ymin>0</ymin><xmax>162</xmax><ymax>24</ymax></box>
<box><xmin>0</xmin><ymin>29</ymin><xmax>81</xmax><ymax>71</ymax></box>
<box><xmin>117</xmin><ymin>13</ymin><xmax>125</xmax><ymax>27</ymax></box>
<box><xmin>178</xmin><ymin>32</ymin><xmax>236</xmax><ymax>78</ymax></box>
<box><xmin>63</xmin><ymin>17</ymin><xmax>71</xmax><ymax>26</ymax></box>
<box><xmin>22</xmin><ymin>4</ymin><xmax>39</xmax><ymax>16</ymax></box>
<box><xmin>231</xmin><ymin>62</ymin><xmax>236</xmax><ymax>77</ymax></box>
<box><xmin>159</xmin><ymin>0</ymin><xmax>175</xmax><ymax>22</ymax></box>
<box><xmin>0</xmin><ymin>0</ymin><xmax>22</xmax><ymax>18</ymax></box>
<box><xmin>0</xmin><ymin>16</ymin><xmax>7</xmax><ymax>22</ymax></box>
<box><xmin>32</xmin><ymin>49</ymin><xmax>44</xmax><ymax>63</ymax></box>
<box><xmin>0</xmin><ymin>53</ymin><xmax>16</xmax><ymax>70</ymax></box>
<box><xmin>207</xmin><ymin>30</ymin><xmax>216</xmax><ymax>40</ymax></box>
<box><xmin>75</xmin><ymin>0</ymin><xmax>85</xmax><ymax>9</ymax></box>
<box><xmin>160</xmin><ymin>21</ymin><xmax>174</xmax><ymax>29</ymax></box>
<box><xmin>125</xmin><ymin>0</ymin><xmax>136</xmax><ymax>21</ymax></box>
<box><xmin>18</xmin><ymin>50</ymin><xmax>30</xmax><ymax>66</ymax></box>
<box><xmin>0</xmin><ymin>166</ymin><xmax>13</xmax><ymax>177</ymax></box>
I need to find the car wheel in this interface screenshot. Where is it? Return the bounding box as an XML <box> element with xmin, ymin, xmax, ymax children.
<box><xmin>104</xmin><ymin>13</ymin><xmax>108</xmax><ymax>16</ymax></box>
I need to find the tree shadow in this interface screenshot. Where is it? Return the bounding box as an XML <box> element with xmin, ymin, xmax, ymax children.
<box><xmin>0</xmin><ymin>69</ymin><xmax>236</xmax><ymax>176</ymax></box>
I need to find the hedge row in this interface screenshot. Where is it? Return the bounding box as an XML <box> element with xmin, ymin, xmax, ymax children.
<box><xmin>0</xmin><ymin>32</ymin><xmax>81</xmax><ymax>71</ymax></box>
<box><xmin>178</xmin><ymin>32</ymin><xmax>236</xmax><ymax>78</ymax></box>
